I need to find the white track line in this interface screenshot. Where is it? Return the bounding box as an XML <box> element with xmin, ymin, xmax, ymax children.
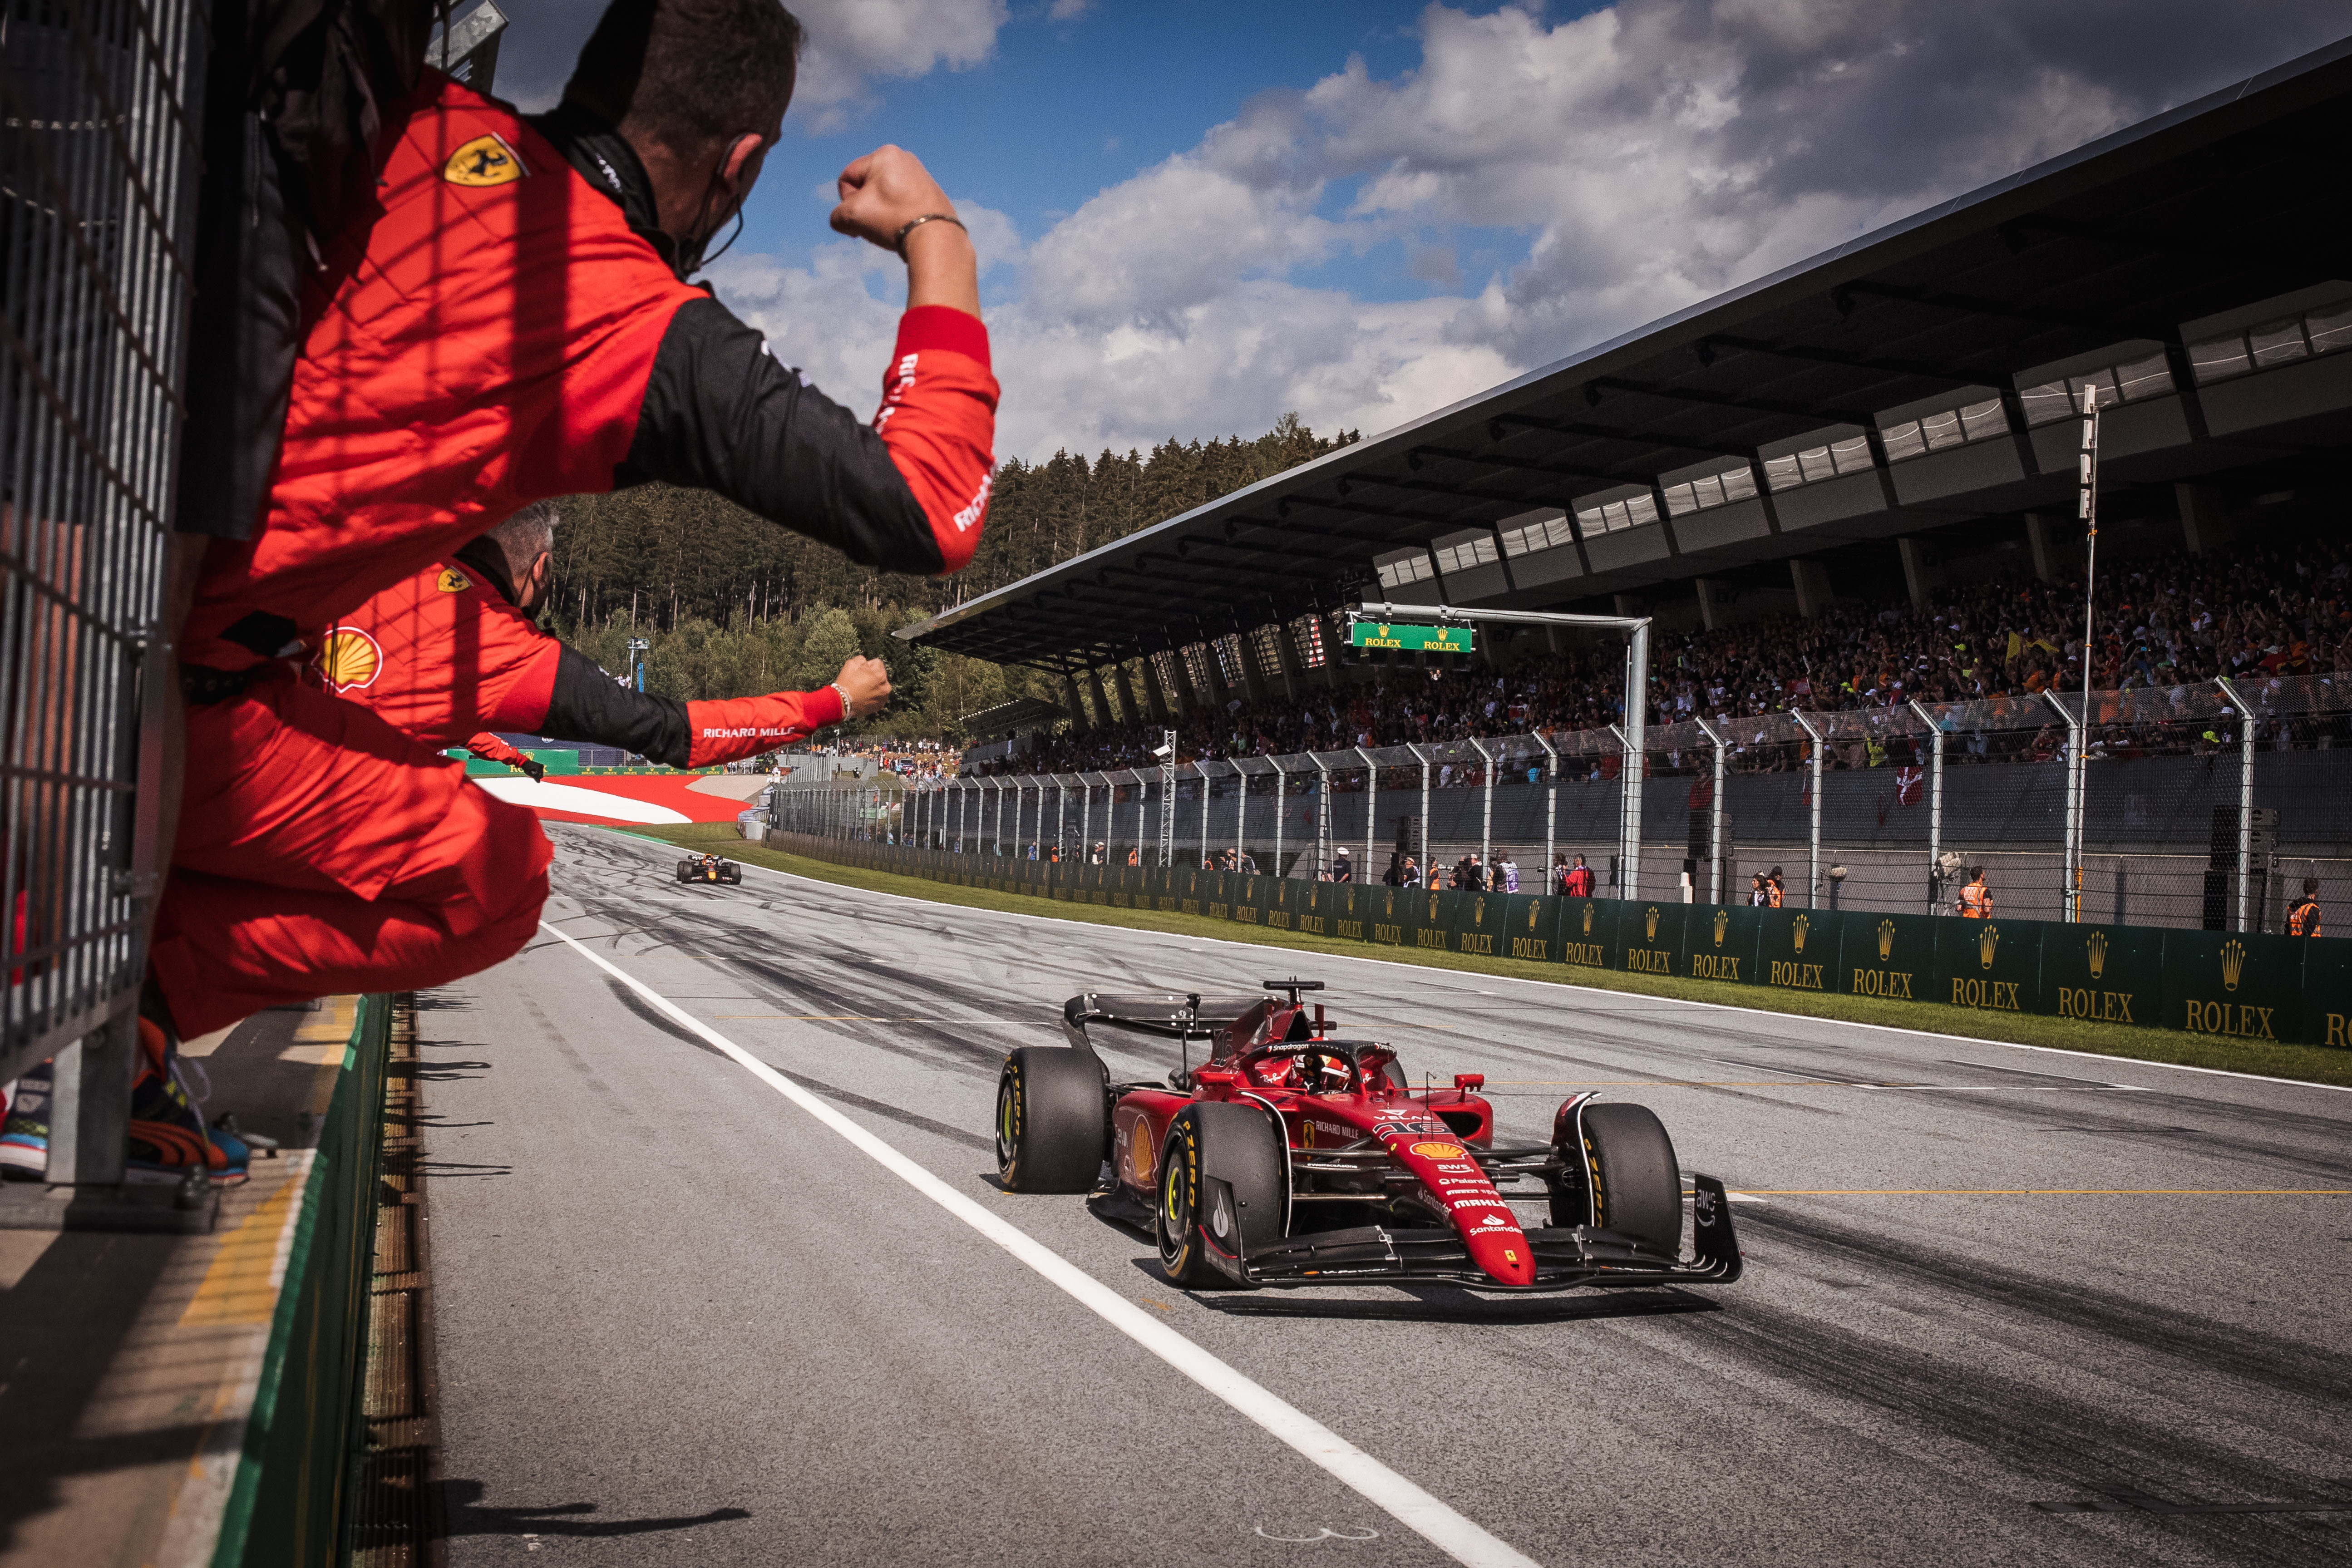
<box><xmin>538</xmin><ymin>920</ymin><xmax>1543</xmax><ymax>1568</ymax></box>
<box><xmin>638</xmin><ymin>833</ymin><xmax>2352</xmax><ymax>1100</ymax></box>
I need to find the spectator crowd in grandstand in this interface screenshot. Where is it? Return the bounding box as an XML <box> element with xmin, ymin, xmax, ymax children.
<box><xmin>975</xmin><ymin>533</ymin><xmax>2352</xmax><ymax>778</ymax></box>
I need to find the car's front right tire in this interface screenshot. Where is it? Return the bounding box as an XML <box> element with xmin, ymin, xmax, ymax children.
<box><xmin>1154</xmin><ymin>1101</ymin><xmax>1286</xmax><ymax>1288</ymax></box>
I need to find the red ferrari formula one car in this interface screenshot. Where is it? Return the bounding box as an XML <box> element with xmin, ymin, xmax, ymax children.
<box><xmin>995</xmin><ymin>980</ymin><xmax>1742</xmax><ymax>1293</ymax></box>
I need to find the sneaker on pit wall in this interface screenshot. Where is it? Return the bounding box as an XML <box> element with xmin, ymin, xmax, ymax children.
<box><xmin>127</xmin><ymin>1019</ymin><xmax>247</xmax><ymax>1187</ymax></box>
<box><xmin>0</xmin><ymin>1065</ymin><xmax>48</xmax><ymax>1180</ymax></box>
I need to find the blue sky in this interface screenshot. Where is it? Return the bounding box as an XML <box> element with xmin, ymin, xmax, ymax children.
<box><xmin>488</xmin><ymin>1</ymin><xmax>2350</xmax><ymax>461</ymax></box>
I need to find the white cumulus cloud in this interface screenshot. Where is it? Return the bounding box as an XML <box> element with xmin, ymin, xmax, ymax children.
<box><xmin>711</xmin><ymin>0</ymin><xmax>2350</xmax><ymax>462</ymax></box>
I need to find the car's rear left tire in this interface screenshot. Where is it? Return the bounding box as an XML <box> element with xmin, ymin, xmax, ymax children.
<box><xmin>995</xmin><ymin>1048</ymin><xmax>1107</xmax><ymax>1193</ymax></box>
<box><xmin>1578</xmin><ymin>1102</ymin><xmax>1683</xmax><ymax>1254</ymax></box>
<box><xmin>1155</xmin><ymin>1101</ymin><xmax>1286</xmax><ymax>1288</ymax></box>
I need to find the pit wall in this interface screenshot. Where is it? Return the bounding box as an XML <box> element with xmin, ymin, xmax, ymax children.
<box><xmin>766</xmin><ymin>833</ymin><xmax>2350</xmax><ymax>1050</ymax></box>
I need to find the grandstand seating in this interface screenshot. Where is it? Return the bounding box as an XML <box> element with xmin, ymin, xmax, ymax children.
<box><xmin>976</xmin><ymin>530</ymin><xmax>2352</xmax><ymax>777</ymax></box>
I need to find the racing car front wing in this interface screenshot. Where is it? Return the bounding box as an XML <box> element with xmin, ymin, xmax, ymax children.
<box><xmin>1224</xmin><ymin>1174</ymin><xmax>1743</xmax><ymax>1292</ymax></box>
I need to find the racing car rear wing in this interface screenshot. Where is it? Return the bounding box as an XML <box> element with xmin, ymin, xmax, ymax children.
<box><xmin>1061</xmin><ymin>993</ymin><xmax>1265</xmax><ymax>1051</ymax></box>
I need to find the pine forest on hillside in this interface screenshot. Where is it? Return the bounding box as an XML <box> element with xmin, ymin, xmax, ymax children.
<box><xmin>546</xmin><ymin>414</ymin><xmax>1358</xmax><ymax>740</ymax></box>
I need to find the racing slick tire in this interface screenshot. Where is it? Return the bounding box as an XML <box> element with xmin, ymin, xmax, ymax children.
<box><xmin>1155</xmin><ymin>1101</ymin><xmax>1286</xmax><ymax>1289</ymax></box>
<box><xmin>720</xmin><ymin>863</ymin><xmax>742</xmax><ymax>885</ymax></box>
<box><xmin>1572</xmin><ymin>1102</ymin><xmax>1683</xmax><ymax>1254</ymax></box>
<box><xmin>674</xmin><ymin>860</ymin><xmax>693</xmax><ymax>883</ymax></box>
<box><xmin>996</xmin><ymin>1048</ymin><xmax>1107</xmax><ymax>1193</ymax></box>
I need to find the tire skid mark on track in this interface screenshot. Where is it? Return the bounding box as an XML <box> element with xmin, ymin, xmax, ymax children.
<box><xmin>1739</xmin><ymin>1204</ymin><xmax>2352</xmax><ymax>1407</ymax></box>
<box><xmin>1693</xmin><ymin>1297</ymin><xmax>2352</xmax><ymax>1567</ymax></box>
<box><xmin>534</xmin><ymin>917</ymin><xmax>1543</xmax><ymax>1568</ymax></box>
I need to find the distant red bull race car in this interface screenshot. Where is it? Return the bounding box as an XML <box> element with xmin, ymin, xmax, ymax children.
<box><xmin>995</xmin><ymin>980</ymin><xmax>1743</xmax><ymax>1293</ymax></box>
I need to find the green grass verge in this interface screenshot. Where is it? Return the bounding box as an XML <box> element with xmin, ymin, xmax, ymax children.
<box><xmin>623</xmin><ymin>824</ymin><xmax>2352</xmax><ymax>1090</ymax></box>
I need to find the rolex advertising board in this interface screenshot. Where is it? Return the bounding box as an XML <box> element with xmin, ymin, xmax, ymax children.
<box><xmin>1263</xmin><ymin>875</ymin><xmax>1312</xmax><ymax>935</ymax></box>
<box><xmin>2301</xmin><ymin>938</ymin><xmax>2352</xmax><ymax>1047</ymax></box>
<box><xmin>2161</xmin><ymin>930</ymin><xmax>2302</xmax><ymax>1045</ymax></box>
<box><xmin>1497</xmin><ymin>892</ymin><xmax>1555</xmax><ymax>963</ymax></box>
<box><xmin>2038</xmin><ymin>923</ymin><xmax>2163</xmax><ymax>1027</ymax></box>
<box><xmin>1366</xmin><ymin>883</ymin><xmax>1415</xmax><ymax>947</ymax></box>
<box><xmin>1622</xmin><ymin>902</ymin><xmax>1683</xmax><ymax>979</ymax></box>
<box><xmin>1755</xmin><ymin>907</ymin><xmax>1836</xmax><ymax>996</ymax></box>
<box><xmin>1682</xmin><ymin>904</ymin><xmax>1760</xmax><ymax>987</ymax></box>
<box><xmin>1934</xmin><ymin>916</ymin><xmax>2038</xmax><ymax>1018</ymax></box>
<box><xmin>1411</xmin><ymin>888</ymin><xmax>1459</xmax><ymax>956</ymax></box>
<box><xmin>1329</xmin><ymin>882</ymin><xmax>1375</xmax><ymax>945</ymax></box>
<box><xmin>1445</xmin><ymin>890</ymin><xmax>1506</xmax><ymax>958</ymax></box>
<box><xmin>1175</xmin><ymin>866</ymin><xmax>1209</xmax><ymax>918</ymax></box>
<box><xmin>1558</xmin><ymin>898</ymin><xmax>1616</xmax><ymax>970</ymax></box>
<box><xmin>1228</xmin><ymin>874</ymin><xmax>1267</xmax><ymax>928</ymax></box>
<box><xmin>1839</xmin><ymin>912</ymin><xmax>1936</xmax><ymax>1007</ymax></box>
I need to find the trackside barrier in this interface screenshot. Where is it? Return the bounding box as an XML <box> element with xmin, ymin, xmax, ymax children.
<box><xmin>766</xmin><ymin>832</ymin><xmax>2351</xmax><ymax>1048</ymax></box>
<box><xmin>211</xmin><ymin>994</ymin><xmax>394</xmax><ymax>1568</ymax></box>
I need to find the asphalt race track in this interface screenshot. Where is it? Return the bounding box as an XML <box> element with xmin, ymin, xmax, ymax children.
<box><xmin>420</xmin><ymin>825</ymin><xmax>2352</xmax><ymax>1566</ymax></box>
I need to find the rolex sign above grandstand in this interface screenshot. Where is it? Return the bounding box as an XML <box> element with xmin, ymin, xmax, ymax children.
<box><xmin>1347</xmin><ymin>621</ymin><xmax>1474</xmax><ymax>655</ymax></box>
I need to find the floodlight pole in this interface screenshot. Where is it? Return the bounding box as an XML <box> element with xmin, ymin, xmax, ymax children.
<box><xmin>1533</xmin><ymin>730</ymin><xmax>1558</xmax><ymax>888</ymax></box>
<box><xmin>1693</xmin><ymin>715</ymin><xmax>1728</xmax><ymax>904</ymax></box>
<box><xmin>1908</xmin><ymin>698</ymin><xmax>1943</xmax><ymax>913</ymax></box>
<box><xmin>1313</xmin><ymin>755</ymin><xmax>1331</xmax><ymax>878</ymax></box>
<box><xmin>1270</xmin><ymin>755</ymin><xmax>1287</xmax><ymax>879</ymax></box>
<box><xmin>1469</xmin><ymin>737</ymin><xmax>1495</xmax><ymax>868</ymax></box>
<box><xmin>1353</xmin><ymin>602</ymin><xmax>1647</xmax><ymax>896</ymax></box>
<box><xmin>1159</xmin><ymin>730</ymin><xmax>1176</xmax><ymax>867</ymax></box>
<box><xmin>1197</xmin><ymin>762</ymin><xmax>1210</xmax><ymax>870</ymax></box>
<box><xmin>2072</xmin><ymin>385</ymin><xmax>2103</xmax><ymax>924</ymax></box>
<box><xmin>1793</xmin><ymin>711</ymin><xmax>1826</xmax><ymax>907</ymax></box>
<box><xmin>2218</xmin><ymin>676</ymin><xmax>2256</xmax><ymax>933</ymax></box>
<box><xmin>1410</xmin><ymin>743</ymin><xmax>1432</xmax><ymax>880</ymax></box>
<box><xmin>2045</xmin><ymin>689</ymin><xmax>2083</xmax><ymax>922</ymax></box>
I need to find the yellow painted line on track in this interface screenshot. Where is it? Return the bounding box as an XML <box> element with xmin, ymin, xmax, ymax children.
<box><xmin>1668</xmin><ymin>1185</ymin><xmax>2344</xmax><ymax>1203</ymax></box>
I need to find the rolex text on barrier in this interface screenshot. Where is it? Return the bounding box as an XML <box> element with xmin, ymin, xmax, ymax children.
<box><xmin>1367</xmin><ymin>884</ymin><xmax>1412</xmax><ymax>948</ymax></box>
<box><xmin>1446</xmin><ymin>891</ymin><xmax>1503</xmax><ymax>958</ymax></box>
<box><xmin>1623</xmin><ymin>902</ymin><xmax>1684</xmax><ymax>978</ymax></box>
<box><xmin>1935</xmin><ymin>914</ymin><xmax>2037</xmax><ymax>1016</ymax></box>
<box><xmin>2162</xmin><ymin>930</ymin><xmax>2302</xmax><ymax>1045</ymax></box>
<box><xmin>1498</xmin><ymin>892</ymin><xmax>1552</xmax><ymax>963</ymax></box>
<box><xmin>1683</xmin><ymin>904</ymin><xmax>1760</xmax><ymax>987</ymax></box>
<box><xmin>1757</xmin><ymin>908</ymin><xmax>1834</xmax><ymax>994</ymax></box>
<box><xmin>1560</xmin><ymin>897</ymin><xmax>1616</xmax><ymax>970</ymax></box>
<box><xmin>1839</xmin><ymin>912</ymin><xmax>1936</xmax><ymax>1006</ymax></box>
<box><xmin>2039</xmin><ymin>923</ymin><xmax>2161</xmax><ymax>1026</ymax></box>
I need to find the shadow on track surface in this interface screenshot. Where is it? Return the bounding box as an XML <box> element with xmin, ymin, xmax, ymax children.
<box><xmin>436</xmin><ymin>1479</ymin><xmax>751</xmax><ymax>1540</ymax></box>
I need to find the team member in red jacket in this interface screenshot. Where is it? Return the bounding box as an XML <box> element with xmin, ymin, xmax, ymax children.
<box><xmin>151</xmin><ymin>0</ymin><xmax>991</xmax><ymax>1046</ymax></box>
<box><xmin>313</xmin><ymin>500</ymin><xmax>885</xmax><ymax>767</ymax></box>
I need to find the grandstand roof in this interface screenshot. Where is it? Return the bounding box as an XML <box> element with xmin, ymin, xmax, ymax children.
<box><xmin>901</xmin><ymin>34</ymin><xmax>2352</xmax><ymax>671</ymax></box>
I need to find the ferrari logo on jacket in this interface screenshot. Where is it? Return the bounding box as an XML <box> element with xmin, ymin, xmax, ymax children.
<box><xmin>436</xmin><ymin>568</ymin><xmax>473</xmax><ymax>592</ymax></box>
<box><xmin>313</xmin><ymin>627</ymin><xmax>384</xmax><ymax>692</ymax></box>
<box><xmin>444</xmin><ymin>133</ymin><xmax>525</xmax><ymax>187</ymax></box>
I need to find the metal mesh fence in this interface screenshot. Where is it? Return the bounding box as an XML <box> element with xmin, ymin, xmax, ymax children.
<box><xmin>836</xmin><ymin>671</ymin><xmax>2352</xmax><ymax>935</ymax></box>
<box><xmin>3</xmin><ymin>1</ymin><xmax>201</xmax><ymax>1085</ymax></box>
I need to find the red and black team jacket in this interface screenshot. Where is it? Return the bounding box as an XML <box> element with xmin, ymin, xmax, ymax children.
<box><xmin>312</xmin><ymin>537</ymin><xmax>845</xmax><ymax>767</ymax></box>
<box><xmin>184</xmin><ymin>73</ymin><xmax>996</xmax><ymax>673</ymax></box>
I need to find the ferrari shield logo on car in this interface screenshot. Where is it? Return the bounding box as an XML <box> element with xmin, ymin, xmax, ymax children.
<box><xmin>436</xmin><ymin>567</ymin><xmax>472</xmax><ymax>593</ymax></box>
<box><xmin>444</xmin><ymin>133</ymin><xmax>526</xmax><ymax>187</ymax></box>
<box><xmin>312</xmin><ymin>627</ymin><xmax>382</xmax><ymax>692</ymax></box>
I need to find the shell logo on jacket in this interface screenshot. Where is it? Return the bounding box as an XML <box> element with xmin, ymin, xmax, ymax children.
<box><xmin>314</xmin><ymin>628</ymin><xmax>385</xmax><ymax>692</ymax></box>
